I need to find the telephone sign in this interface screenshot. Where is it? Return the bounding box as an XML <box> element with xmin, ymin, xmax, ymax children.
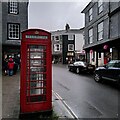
<box><xmin>20</xmin><ymin>29</ymin><xmax>52</xmax><ymax>114</ymax></box>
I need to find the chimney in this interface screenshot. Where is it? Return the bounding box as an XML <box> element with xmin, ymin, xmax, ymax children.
<box><xmin>65</xmin><ymin>23</ymin><xmax>70</xmax><ymax>31</ymax></box>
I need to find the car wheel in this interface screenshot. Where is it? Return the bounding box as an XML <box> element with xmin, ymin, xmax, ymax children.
<box><xmin>94</xmin><ymin>73</ymin><xmax>102</xmax><ymax>82</ymax></box>
<box><xmin>76</xmin><ymin>68</ymin><xmax>79</xmax><ymax>74</ymax></box>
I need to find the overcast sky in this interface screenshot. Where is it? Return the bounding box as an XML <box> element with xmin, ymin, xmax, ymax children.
<box><xmin>28</xmin><ymin>1</ymin><xmax>91</xmax><ymax>32</ymax></box>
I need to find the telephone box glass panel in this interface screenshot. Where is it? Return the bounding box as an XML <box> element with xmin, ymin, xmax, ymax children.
<box><xmin>26</xmin><ymin>45</ymin><xmax>47</xmax><ymax>103</ymax></box>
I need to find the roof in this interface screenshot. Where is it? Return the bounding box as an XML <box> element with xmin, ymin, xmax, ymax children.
<box><xmin>81</xmin><ymin>0</ymin><xmax>97</xmax><ymax>13</ymax></box>
<box><xmin>50</xmin><ymin>27</ymin><xmax>84</xmax><ymax>35</ymax></box>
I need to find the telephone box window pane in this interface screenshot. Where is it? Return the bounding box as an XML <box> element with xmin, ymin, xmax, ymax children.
<box><xmin>30</xmin><ymin>81</ymin><xmax>46</xmax><ymax>88</ymax></box>
<box><xmin>30</xmin><ymin>45</ymin><xmax>46</xmax><ymax>51</ymax></box>
<box><xmin>30</xmin><ymin>52</ymin><xmax>46</xmax><ymax>59</ymax></box>
<box><xmin>30</xmin><ymin>74</ymin><xmax>36</xmax><ymax>80</ymax></box>
<box><xmin>27</xmin><ymin>81</ymin><xmax>46</xmax><ymax>94</ymax></box>
<box><xmin>27</xmin><ymin>95</ymin><xmax>46</xmax><ymax>102</ymax></box>
<box><xmin>31</xmin><ymin>82</ymin><xmax>41</xmax><ymax>88</ymax></box>
<box><xmin>30</xmin><ymin>67</ymin><xmax>46</xmax><ymax>73</ymax></box>
<box><xmin>27</xmin><ymin>90</ymin><xmax>29</xmax><ymax>96</ymax></box>
<box><xmin>30</xmin><ymin>74</ymin><xmax>46</xmax><ymax>81</ymax></box>
<box><xmin>26</xmin><ymin>45</ymin><xmax>47</xmax><ymax>103</ymax></box>
<box><xmin>30</xmin><ymin>88</ymin><xmax>46</xmax><ymax>95</ymax></box>
<box><xmin>30</xmin><ymin>60</ymin><xmax>46</xmax><ymax>66</ymax></box>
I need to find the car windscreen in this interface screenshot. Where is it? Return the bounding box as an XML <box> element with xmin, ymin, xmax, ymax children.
<box><xmin>107</xmin><ymin>62</ymin><xmax>115</xmax><ymax>67</ymax></box>
<box><xmin>74</xmin><ymin>61</ymin><xmax>85</xmax><ymax>66</ymax></box>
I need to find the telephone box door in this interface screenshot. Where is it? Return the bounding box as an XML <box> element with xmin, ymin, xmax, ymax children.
<box><xmin>20</xmin><ymin>29</ymin><xmax>52</xmax><ymax>113</ymax></box>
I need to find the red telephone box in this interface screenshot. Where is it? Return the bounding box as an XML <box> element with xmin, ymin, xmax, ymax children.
<box><xmin>20</xmin><ymin>29</ymin><xmax>52</xmax><ymax>114</ymax></box>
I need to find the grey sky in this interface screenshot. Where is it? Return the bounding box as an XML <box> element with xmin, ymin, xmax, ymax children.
<box><xmin>28</xmin><ymin>2</ymin><xmax>90</xmax><ymax>31</ymax></box>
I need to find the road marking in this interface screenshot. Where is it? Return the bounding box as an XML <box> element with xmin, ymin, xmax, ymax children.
<box><xmin>52</xmin><ymin>90</ymin><xmax>79</xmax><ymax>119</ymax></box>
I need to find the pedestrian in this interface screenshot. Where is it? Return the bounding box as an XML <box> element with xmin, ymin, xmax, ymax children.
<box><xmin>8</xmin><ymin>57</ymin><xmax>14</xmax><ymax>76</ymax></box>
<box><xmin>2</xmin><ymin>59</ymin><xmax>8</xmax><ymax>75</ymax></box>
<box><xmin>13</xmin><ymin>55</ymin><xmax>20</xmax><ymax>74</ymax></box>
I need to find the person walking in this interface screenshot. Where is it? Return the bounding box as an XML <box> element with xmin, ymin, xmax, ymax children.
<box><xmin>13</xmin><ymin>55</ymin><xmax>20</xmax><ymax>74</ymax></box>
<box><xmin>2</xmin><ymin>58</ymin><xmax>8</xmax><ymax>75</ymax></box>
<box><xmin>8</xmin><ymin>57</ymin><xmax>14</xmax><ymax>76</ymax></box>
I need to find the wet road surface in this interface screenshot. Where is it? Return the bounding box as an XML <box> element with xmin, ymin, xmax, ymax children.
<box><xmin>52</xmin><ymin>64</ymin><xmax>119</xmax><ymax>118</ymax></box>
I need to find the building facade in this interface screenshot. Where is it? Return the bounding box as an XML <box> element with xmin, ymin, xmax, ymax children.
<box><xmin>0</xmin><ymin>1</ymin><xmax>2</xmax><ymax>69</ymax></box>
<box><xmin>2</xmin><ymin>0</ymin><xmax>29</xmax><ymax>59</ymax></box>
<box><xmin>81</xmin><ymin>0</ymin><xmax>120</xmax><ymax>67</ymax></box>
<box><xmin>51</xmin><ymin>25</ymin><xmax>84</xmax><ymax>64</ymax></box>
<box><xmin>51</xmin><ymin>30</ymin><xmax>75</xmax><ymax>64</ymax></box>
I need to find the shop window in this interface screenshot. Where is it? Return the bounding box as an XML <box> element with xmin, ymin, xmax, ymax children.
<box><xmin>98</xmin><ymin>52</ymin><xmax>101</xmax><ymax>58</ymax></box>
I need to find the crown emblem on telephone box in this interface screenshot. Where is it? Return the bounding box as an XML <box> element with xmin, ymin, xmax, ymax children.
<box><xmin>35</xmin><ymin>31</ymin><xmax>39</xmax><ymax>34</ymax></box>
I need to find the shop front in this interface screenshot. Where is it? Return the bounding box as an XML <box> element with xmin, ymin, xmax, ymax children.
<box><xmin>84</xmin><ymin>38</ymin><xmax>120</xmax><ymax>67</ymax></box>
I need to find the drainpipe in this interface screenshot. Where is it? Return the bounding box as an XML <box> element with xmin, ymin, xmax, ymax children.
<box><xmin>96</xmin><ymin>51</ymin><xmax>98</xmax><ymax>68</ymax></box>
<box><xmin>108</xmin><ymin>0</ymin><xmax>112</xmax><ymax>59</ymax></box>
<box><xmin>108</xmin><ymin>1</ymin><xmax>110</xmax><ymax>40</ymax></box>
<box><xmin>86</xmin><ymin>51</ymin><xmax>87</xmax><ymax>63</ymax></box>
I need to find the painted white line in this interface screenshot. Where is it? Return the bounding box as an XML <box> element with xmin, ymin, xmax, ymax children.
<box><xmin>52</xmin><ymin>90</ymin><xmax>79</xmax><ymax>119</ymax></box>
<box><xmin>53</xmin><ymin>91</ymin><xmax>74</xmax><ymax>118</ymax></box>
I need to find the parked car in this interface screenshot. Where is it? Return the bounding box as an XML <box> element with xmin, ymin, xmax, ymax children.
<box><xmin>94</xmin><ymin>60</ymin><xmax>120</xmax><ymax>83</ymax></box>
<box><xmin>68</xmin><ymin>61</ymin><xmax>95</xmax><ymax>74</ymax></box>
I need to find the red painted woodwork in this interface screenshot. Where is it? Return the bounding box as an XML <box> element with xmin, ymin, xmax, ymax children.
<box><xmin>20</xmin><ymin>29</ymin><xmax>52</xmax><ymax>113</ymax></box>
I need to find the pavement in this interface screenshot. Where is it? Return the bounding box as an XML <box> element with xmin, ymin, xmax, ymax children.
<box><xmin>2</xmin><ymin>68</ymin><xmax>73</xmax><ymax>120</ymax></box>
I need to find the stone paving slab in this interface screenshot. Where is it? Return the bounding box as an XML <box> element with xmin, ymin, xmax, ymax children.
<box><xmin>2</xmin><ymin>72</ymin><xmax>20</xmax><ymax>119</ymax></box>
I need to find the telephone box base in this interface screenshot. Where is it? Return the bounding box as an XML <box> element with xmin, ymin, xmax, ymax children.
<box><xmin>19</xmin><ymin>109</ymin><xmax>53</xmax><ymax>119</ymax></box>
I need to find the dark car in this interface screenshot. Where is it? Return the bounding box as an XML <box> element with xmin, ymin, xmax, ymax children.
<box><xmin>68</xmin><ymin>61</ymin><xmax>95</xmax><ymax>74</ymax></box>
<box><xmin>94</xmin><ymin>60</ymin><xmax>120</xmax><ymax>83</ymax></box>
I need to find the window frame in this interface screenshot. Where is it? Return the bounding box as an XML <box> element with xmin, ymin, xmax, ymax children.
<box><xmin>8</xmin><ymin>0</ymin><xmax>19</xmax><ymax>15</ymax></box>
<box><xmin>98</xmin><ymin>52</ymin><xmax>101</xmax><ymax>58</ymax></box>
<box><xmin>68</xmin><ymin>44</ymin><xmax>74</xmax><ymax>51</ymax></box>
<box><xmin>88</xmin><ymin>8</ymin><xmax>93</xmax><ymax>22</ymax></box>
<box><xmin>97</xmin><ymin>21</ymin><xmax>103</xmax><ymax>41</ymax></box>
<box><xmin>7</xmin><ymin>23</ymin><xmax>20</xmax><ymax>40</ymax></box>
<box><xmin>55</xmin><ymin>36</ymin><xmax>60</xmax><ymax>41</ymax></box>
<box><xmin>68</xmin><ymin>34</ymin><xmax>74</xmax><ymax>40</ymax></box>
<box><xmin>54</xmin><ymin>44</ymin><xmax>60</xmax><ymax>52</ymax></box>
<box><xmin>98</xmin><ymin>0</ymin><xmax>103</xmax><ymax>14</ymax></box>
<box><xmin>88</xmin><ymin>28</ymin><xmax>93</xmax><ymax>44</ymax></box>
<box><xmin>52</xmin><ymin>36</ymin><xmax>54</xmax><ymax>41</ymax></box>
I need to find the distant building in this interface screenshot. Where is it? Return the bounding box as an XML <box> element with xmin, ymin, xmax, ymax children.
<box><xmin>81</xmin><ymin>0</ymin><xmax>120</xmax><ymax>67</ymax></box>
<box><xmin>51</xmin><ymin>24</ymin><xmax>84</xmax><ymax>64</ymax></box>
<box><xmin>1</xmin><ymin>0</ymin><xmax>29</xmax><ymax>59</ymax></box>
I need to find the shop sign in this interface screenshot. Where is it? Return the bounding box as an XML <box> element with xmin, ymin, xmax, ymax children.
<box><xmin>103</xmin><ymin>45</ymin><xmax>108</xmax><ymax>50</ymax></box>
<box><xmin>25</xmin><ymin>35</ymin><xmax>48</xmax><ymax>39</ymax></box>
<box><xmin>90</xmin><ymin>49</ymin><xmax>93</xmax><ymax>53</ymax></box>
<box><xmin>67</xmin><ymin>52</ymin><xmax>74</xmax><ymax>56</ymax></box>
